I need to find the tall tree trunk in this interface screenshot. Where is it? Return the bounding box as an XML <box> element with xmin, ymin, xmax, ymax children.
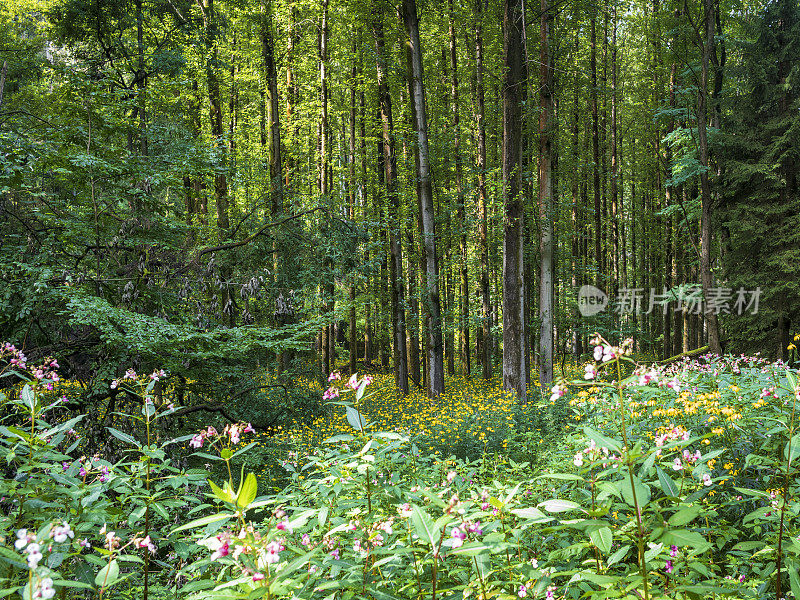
<box><xmin>403</xmin><ymin>0</ymin><xmax>445</xmax><ymax>397</ymax></box>
<box><xmin>349</xmin><ymin>39</ymin><xmax>358</xmax><ymax>374</ymax></box>
<box><xmin>474</xmin><ymin>0</ymin><xmax>492</xmax><ymax>379</ymax></box>
<box><xmin>449</xmin><ymin>0</ymin><xmax>470</xmax><ymax>377</ymax></box>
<box><xmin>502</xmin><ymin>0</ymin><xmax>527</xmax><ymax>400</ymax></box>
<box><xmin>262</xmin><ymin>11</ymin><xmax>283</xmax><ymax>213</ymax></box>
<box><xmin>590</xmin><ymin>10</ymin><xmax>601</xmax><ymax>286</ymax></box>
<box><xmin>697</xmin><ymin>0</ymin><xmax>722</xmax><ymax>354</ymax></box>
<box><xmin>202</xmin><ymin>0</ymin><xmax>232</xmax><ymax>324</ymax></box>
<box><xmin>374</xmin><ymin>8</ymin><xmax>410</xmax><ymax>394</ymax></box>
<box><xmin>538</xmin><ymin>0</ymin><xmax>554</xmax><ymax>389</ymax></box>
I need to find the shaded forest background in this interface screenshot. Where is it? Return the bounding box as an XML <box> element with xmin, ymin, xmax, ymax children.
<box><xmin>1</xmin><ymin>0</ymin><xmax>798</xmax><ymax>416</ymax></box>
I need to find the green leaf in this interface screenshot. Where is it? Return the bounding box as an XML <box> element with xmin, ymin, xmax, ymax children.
<box><xmin>657</xmin><ymin>466</ymin><xmax>680</xmax><ymax>498</ymax></box>
<box><xmin>536</xmin><ymin>473</ymin><xmax>584</xmax><ymax>481</ymax></box>
<box><xmin>510</xmin><ymin>507</ymin><xmax>553</xmax><ymax>523</ymax></box>
<box><xmin>106</xmin><ymin>427</ymin><xmax>140</xmax><ymax>447</ymax></box>
<box><xmin>607</xmin><ymin>544</ymin><xmax>631</xmax><ymax>566</ymax></box>
<box><xmin>355</xmin><ymin>378</ymin><xmax>369</xmax><ymax>401</ymax></box>
<box><xmin>659</xmin><ymin>529</ymin><xmax>711</xmax><ymax>551</ymax></box>
<box><xmin>538</xmin><ymin>499</ymin><xmax>582</xmax><ymax>513</ymax></box>
<box><xmin>583</xmin><ymin>426</ymin><xmax>622</xmax><ymax>452</ymax></box>
<box><xmin>21</xmin><ymin>385</ymin><xmax>34</xmax><ymax>411</ymax></box>
<box><xmin>787</xmin><ymin>369</ymin><xmax>798</xmax><ymax>390</ymax></box>
<box><xmin>620</xmin><ymin>475</ymin><xmax>651</xmax><ymax>508</ymax></box>
<box><xmin>345</xmin><ymin>405</ymin><xmax>367</xmax><ymax>431</ymax></box>
<box><xmin>95</xmin><ymin>559</ymin><xmax>119</xmax><ymax>587</ymax></box>
<box><xmin>171</xmin><ymin>512</ymin><xmax>232</xmax><ymax>534</ymax></box>
<box><xmin>237</xmin><ymin>473</ymin><xmax>257</xmax><ymax>508</ymax></box>
<box><xmin>448</xmin><ymin>541</ymin><xmax>505</xmax><ymax>556</ymax></box>
<box><xmin>410</xmin><ymin>505</ymin><xmax>441</xmax><ymax>547</ymax></box>
<box><xmin>789</xmin><ymin>565</ymin><xmax>800</xmax><ymax>600</ymax></box>
<box><xmin>669</xmin><ymin>506</ymin><xmax>701</xmax><ymax>527</ymax></box>
<box><xmin>209</xmin><ymin>480</ymin><xmax>233</xmax><ymax>503</ymax></box>
<box><xmin>785</xmin><ymin>433</ymin><xmax>800</xmax><ymax>463</ymax></box>
<box><xmin>589</xmin><ymin>527</ymin><xmax>613</xmax><ymax>554</ymax></box>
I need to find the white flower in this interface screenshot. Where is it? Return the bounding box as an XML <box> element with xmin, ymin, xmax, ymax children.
<box><xmin>25</xmin><ymin>543</ymin><xmax>43</xmax><ymax>569</ymax></box>
<box><xmin>36</xmin><ymin>577</ymin><xmax>56</xmax><ymax>599</ymax></box>
<box><xmin>584</xmin><ymin>364</ymin><xmax>597</xmax><ymax>380</ymax></box>
<box><xmin>573</xmin><ymin>452</ymin><xmax>584</xmax><ymax>467</ymax></box>
<box><xmin>15</xmin><ymin>529</ymin><xmax>29</xmax><ymax>550</ymax></box>
<box><xmin>51</xmin><ymin>523</ymin><xmax>74</xmax><ymax>543</ymax></box>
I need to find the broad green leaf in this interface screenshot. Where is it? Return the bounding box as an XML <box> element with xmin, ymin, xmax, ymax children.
<box><xmin>589</xmin><ymin>526</ymin><xmax>613</xmax><ymax>554</ymax></box>
<box><xmin>209</xmin><ymin>480</ymin><xmax>233</xmax><ymax>503</ymax></box>
<box><xmin>345</xmin><ymin>405</ymin><xmax>367</xmax><ymax>431</ymax></box>
<box><xmin>583</xmin><ymin>426</ymin><xmax>622</xmax><ymax>452</ymax></box>
<box><xmin>237</xmin><ymin>473</ymin><xmax>257</xmax><ymax>508</ymax></box>
<box><xmin>449</xmin><ymin>541</ymin><xmax>506</xmax><ymax>556</ymax></box>
<box><xmin>538</xmin><ymin>499</ymin><xmax>582</xmax><ymax>513</ymax></box>
<box><xmin>669</xmin><ymin>506</ymin><xmax>701</xmax><ymax>527</ymax></box>
<box><xmin>620</xmin><ymin>475</ymin><xmax>651</xmax><ymax>508</ymax></box>
<box><xmin>21</xmin><ymin>385</ymin><xmax>34</xmax><ymax>411</ymax></box>
<box><xmin>106</xmin><ymin>427</ymin><xmax>139</xmax><ymax>447</ymax></box>
<box><xmin>656</xmin><ymin>466</ymin><xmax>679</xmax><ymax>497</ymax></box>
<box><xmin>510</xmin><ymin>507</ymin><xmax>552</xmax><ymax>523</ymax></box>
<box><xmin>410</xmin><ymin>505</ymin><xmax>441</xmax><ymax>547</ymax></box>
<box><xmin>785</xmin><ymin>433</ymin><xmax>800</xmax><ymax>463</ymax></box>
<box><xmin>95</xmin><ymin>559</ymin><xmax>119</xmax><ymax>587</ymax></box>
<box><xmin>659</xmin><ymin>529</ymin><xmax>711</xmax><ymax>551</ymax></box>
<box><xmin>787</xmin><ymin>370</ymin><xmax>798</xmax><ymax>390</ymax></box>
<box><xmin>607</xmin><ymin>544</ymin><xmax>631</xmax><ymax>566</ymax></box>
<box><xmin>171</xmin><ymin>512</ymin><xmax>232</xmax><ymax>534</ymax></box>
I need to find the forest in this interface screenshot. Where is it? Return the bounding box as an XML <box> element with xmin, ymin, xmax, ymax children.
<box><xmin>1</xmin><ymin>0</ymin><xmax>799</xmax><ymax>597</ymax></box>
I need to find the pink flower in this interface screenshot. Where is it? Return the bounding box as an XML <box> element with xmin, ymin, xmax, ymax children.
<box><xmin>450</xmin><ymin>527</ymin><xmax>466</xmax><ymax>548</ymax></box>
<box><xmin>670</xmin><ymin>545</ymin><xmax>678</xmax><ymax>557</ymax></box>
<box><xmin>347</xmin><ymin>373</ymin><xmax>359</xmax><ymax>389</ymax></box>
<box><xmin>702</xmin><ymin>473</ymin><xmax>712</xmax><ymax>486</ymax></box>
<box><xmin>665</xmin><ymin>560</ymin><xmax>674</xmax><ymax>574</ymax></box>
<box><xmin>584</xmin><ymin>364</ymin><xmax>597</xmax><ymax>379</ymax></box>
<box><xmin>252</xmin><ymin>572</ymin><xmax>265</xmax><ymax>581</ymax></box>
<box><xmin>190</xmin><ymin>434</ymin><xmax>204</xmax><ymax>449</ymax></box>
<box><xmin>672</xmin><ymin>457</ymin><xmax>683</xmax><ymax>471</ymax></box>
<box><xmin>276</xmin><ymin>519</ymin><xmax>292</xmax><ymax>533</ymax></box>
<box><xmin>549</xmin><ymin>384</ymin><xmax>566</xmax><ymax>403</ymax></box>
<box><xmin>518</xmin><ymin>585</ymin><xmax>528</xmax><ymax>598</ymax></box>
<box><xmin>328</xmin><ymin>371</ymin><xmax>341</xmax><ymax>382</ymax></box>
<box><xmin>322</xmin><ymin>387</ymin><xmax>340</xmax><ymax>400</ymax></box>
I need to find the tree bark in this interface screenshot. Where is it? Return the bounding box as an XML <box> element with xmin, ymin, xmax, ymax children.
<box><xmin>502</xmin><ymin>0</ymin><xmax>527</xmax><ymax>400</ymax></box>
<box><xmin>697</xmin><ymin>0</ymin><xmax>722</xmax><ymax>354</ymax></box>
<box><xmin>402</xmin><ymin>0</ymin><xmax>445</xmax><ymax>397</ymax></box>
<box><xmin>374</xmin><ymin>8</ymin><xmax>410</xmax><ymax>394</ymax></box>
<box><xmin>538</xmin><ymin>0</ymin><xmax>554</xmax><ymax>389</ymax></box>
<box><xmin>474</xmin><ymin>0</ymin><xmax>492</xmax><ymax>379</ymax></box>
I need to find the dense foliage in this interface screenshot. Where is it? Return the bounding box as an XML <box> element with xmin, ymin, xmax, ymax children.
<box><xmin>2</xmin><ymin>341</ymin><xmax>799</xmax><ymax>599</ymax></box>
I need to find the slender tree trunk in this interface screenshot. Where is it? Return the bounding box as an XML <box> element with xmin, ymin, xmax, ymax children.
<box><xmin>374</xmin><ymin>8</ymin><xmax>409</xmax><ymax>394</ymax></box>
<box><xmin>349</xmin><ymin>39</ymin><xmax>358</xmax><ymax>374</ymax></box>
<box><xmin>449</xmin><ymin>0</ymin><xmax>470</xmax><ymax>377</ymax></box>
<box><xmin>590</xmin><ymin>11</ymin><xmax>601</xmax><ymax>285</ymax></box>
<box><xmin>403</xmin><ymin>0</ymin><xmax>445</xmax><ymax>397</ymax></box>
<box><xmin>502</xmin><ymin>0</ymin><xmax>527</xmax><ymax>400</ymax></box>
<box><xmin>697</xmin><ymin>0</ymin><xmax>722</xmax><ymax>354</ymax></box>
<box><xmin>538</xmin><ymin>0</ymin><xmax>554</xmax><ymax>389</ymax></box>
<box><xmin>474</xmin><ymin>0</ymin><xmax>492</xmax><ymax>379</ymax></box>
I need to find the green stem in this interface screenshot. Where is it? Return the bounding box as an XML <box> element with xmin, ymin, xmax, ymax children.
<box><xmin>616</xmin><ymin>358</ymin><xmax>649</xmax><ymax>600</ymax></box>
